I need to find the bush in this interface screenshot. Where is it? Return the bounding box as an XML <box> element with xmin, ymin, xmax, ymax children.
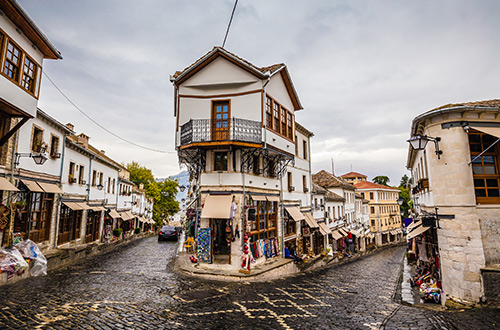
<box><xmin>112</xmin><ymin>228</ymin><xmax>122</xmax><ymax>238</ymax></box>
<box><xmin>134</xmin><ymin>227</ymin><xmax>141</xmax><ymax>234</ymax></box>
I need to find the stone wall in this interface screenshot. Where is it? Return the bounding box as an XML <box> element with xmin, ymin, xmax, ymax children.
<box><xmin>435</xmin><ymin>206</ymin><xmax>486</xmax><ymax>304</ymax></box>
<box><xmin>477</xmin><ymin>207</ymin><xmax>500</xmax><ymax>266</ymax></box>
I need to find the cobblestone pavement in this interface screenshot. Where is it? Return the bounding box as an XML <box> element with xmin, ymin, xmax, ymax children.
<box><xmin>0</xmin><ymin>237</ymin><xmax>498</xmax><ymax>329</ymax></box>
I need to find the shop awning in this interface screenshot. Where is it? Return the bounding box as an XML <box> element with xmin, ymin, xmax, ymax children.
<box><xmin>77</xmin><ymin>203</ymin><xmax>92</xmax><ymax>210</ymax></box>
<box><xmin>353</xmin><ymin>229</ymin><xmax>364</xmax><ymax>237</ymax></box>
<box><xmin>21</xmin><ymin>179</ymin><xmax>44</xmax><ymax>192</ymax></box>
<box><xmin>125</xmin><ymin>211</ymin><xmax>135</xmax><ymax>219</ymax></box>
<box><xmin>0</xmin><ymin>177</ymin><xmax>19</xmax><ymax>191</ymax></box>
<box><xmin>407</xmin><ymin>220</ymin><xmax>421</xmax><ymax>231</ymax></box>
<box><xmin>108</xmin><ymin>209</ymin><xmax>121</xmax><ymax>219</ymax></box>
<box><xmin>407</xmin><ymin>225</ymin><xmax>430</xmax><ymax>239</ymax></box>
<box><xmin>201</xmin><ymin>195</ymin><xmax>232</xmax><ymax>219</ymax></box>
<box><xmin>338</xmin><ymin>228</ymin><xmax>348</xmax><ymax>236</ymax></box>
<box><xmin>285</xmin><ymin>206</ymin><xmax>305</xmax><ymax>221</ymax></box>
<box><xmin>319</xmin><ymin>222</ymin><xmax>332</xmax><ymax>236</ymax></box>
<box><xmin>304</xmin><ymin>212</ymin><xmax>320</xmax><ymax>228</ymax></box>
<box><xmin>266</xmin><ymin>196</ymin><xmax>280</xmax><ymax>202</ymax></box>
<box><xmin>63</xmin><ymin>201</ymin><xmax>85</xmax><ymax>210</ymax></box>
<box><xmin>89</xmin><ymin>206</ymin><xmax>106</xmax><ymax>211</ymax></box>
<box><xmin>470</xmin><ymin>125</ymin><xmax>500</xmax><ymax>138</ymax></box>
<box><xmin>36</xmin><ymin>182</ymin><xmax>63</xmax><ymax>194</ymax></box>
<box><xmin>331</xmin><ymin>230</ymin><xmax>343</xmax><ymax>240</ymax></box>
<box><xmin>119</xmin><ymin>211</ymin><xmax>133</xmax><ymax>220</ymax></box>
<box><xmin>251</xmin><ymin>195</ymin><xmax>267</xmax><ymax>201</ymax></box>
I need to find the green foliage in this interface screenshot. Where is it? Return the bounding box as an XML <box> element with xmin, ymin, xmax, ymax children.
<box><xmin>398</xmin><ymin>175</ymin><xmax>413</xmax><ymax>218</ymax></box>
<box><xmin>372</xmin><ymin>175</ymin><xmax>390</xmax><ymax>186</ymax></box>
<box><xmin>134</xmin><ymin>227</ymin><xmax>141</xmax><ymax>234</ymax></box>
<box><xmin>113</xmin><ymin>228</ymin><xmax>122</xmax><ymax>237</ymax></box>
<box><xmin>125</xmin><ymin>161</ymin><xmax>179</xmax><ymax>226</ymax></box>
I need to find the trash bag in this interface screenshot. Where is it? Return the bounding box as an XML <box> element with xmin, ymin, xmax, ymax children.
<box><xmin>16</xmin><ymin>239</ymin><xmax>47</xmax><ymax>276</ymax></box>
<box><xmin>0</xmin><ymin>247</ymin><xmax>29</xmax><ymax>278</ymax></box>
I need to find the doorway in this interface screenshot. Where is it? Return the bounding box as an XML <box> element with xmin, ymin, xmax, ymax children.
<box><xmin>211</xmin><ymin>219</ymin><xmax>231</xmax><ymax>263</ymax></box>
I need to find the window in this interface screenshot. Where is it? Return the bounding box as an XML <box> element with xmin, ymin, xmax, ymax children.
<box><xmin>302</xmin><ymin>175</ymin><xmax>307</xmax><ymax>192</ymax></box>
<box><xmin>3</xmin><ymin>41</ymin><xmax>21</xmax><ymax>81</ymax></box>
<box><xmin>212</xmin><ymin>101</ymin><xmax>230</xmax><ymax>141</ymax></box>
<box><xmin>92</xmin><ymin>170</ymin><xmax>97</xmax><ymax>187</ymax></box>
<box><xmin>314</xmin><ymin>198</ymin><xmax>318</xmax><ymax>209</ymax></box>
<box><xmin>69</xmin><ymin>162</ymin><xmax>76</xmax><ymax>184</ymax></box>
<box><xmin>369</xmin><ymin>192</ymin><xmax>374</xmax><ymax>200</ymax></box>
<box><xmin>78</xmin><ymin>165</ymin><xmax>85</xmax><ymax>185</ymax></box>
<box><xmin>112</xmin><ymin>179</ymin><xmax>115</xmax><ymax>194</ymax></box>
<box><xmin>49</xmin><ymin>134</ymin><xmax>59</xmax><ymax>158</ymax></box>
<box><xmin>252</xmin><ymin>156</ymin><xmax>260</xmax><ymax>175</ymax></box>
<box><xmin>371</xmin><ymin>219</ymin><xmax>376</xmax><ymax>227</ymax></box>
<box><xmin>248</xmin><ymin>199</ymin><xmax>278</xmax><ymax>242</ymax></box>
<box><xmin>266</xmin><ymin>97</ymin><xmax>272</xmax><ymax>128</ymax></box>
<box><xmin>273</xmin><ymin>102</ymin><xmax>280</xmax><ymax>134</ymax></box>
<box><xmin>99</xmin><ymin>173</ymin><xmax>104</xmax><ymax>187</ymax></box>
<box><xmin>107</xmin><ymin>177</ymin><xmax>111</xmax><ymax>193</ymax></box>
<box><xmin>287</xmin><ymin>112</ymin><xmax>293</xmax><ymax>138</ymax></box>
<box><xmin>22</xmin><ymin>56</ymin><xmax>37</xmax><ymax>93</ymax></box>
<box><xmin>370</xmin><ymin>206</ymin><xmax>375</xmax><ymax>214</ymax></box>
<box><xmin>214</xmin><ymin>151</ymin><xmax>228</xmax><ymax>171</ymax></box>
<box><xmin>284</xmin><ymin>208</ymin><xmax>296</xmax><ymax>237</ymax></box>
<box><xmin>287</xmin><ymin>172</ymin><xmax>293</xmax><ymax>192</ymax></box>
<box><xmin>295</xmin><ymin>135</ymin><xmax>298</xmax><ymax>155</ymax></box>
<box><xmin>303</xmin><ymin>140</ymin><xmax>307</xmax><ymax>160</ymax></box>
<box><xmin>31</xmin><ymin>125</ymin><xmax>44</xmax><ymax>152</ymax></box>
<box><xmin>470</xmin><ymin>131</ymin><xmax>500</xmax><ymax>203</ymax></box>
<box><xmin>281</xmin><ymin>107</ymin><xmax>287</xmax><ymax>134</ymax></box>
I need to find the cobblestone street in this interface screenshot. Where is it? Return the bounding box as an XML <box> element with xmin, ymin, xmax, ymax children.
<box><xmin>0</xmin><ymin>237</ymin><xmax>498</xmax><ymax>329</ymax></box>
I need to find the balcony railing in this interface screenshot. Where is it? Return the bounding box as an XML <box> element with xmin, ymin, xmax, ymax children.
<box><xmin>180</xmin><ymin>118</ymin><xmax>262</xmax><ymax>146</ymax></box>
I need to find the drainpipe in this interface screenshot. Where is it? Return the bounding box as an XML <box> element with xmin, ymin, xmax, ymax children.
<box><xmin>54</xmin><ymin>134</ymin><xmax>67</xmax><ymax>248</ymax></box>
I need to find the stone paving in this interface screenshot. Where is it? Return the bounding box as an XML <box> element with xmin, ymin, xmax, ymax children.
<box><xmin>0</xmin><ymin>236</ymin><xmax>498</xmax><ymax>329</ymax></box>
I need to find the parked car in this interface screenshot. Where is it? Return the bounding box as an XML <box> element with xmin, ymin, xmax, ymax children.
<box><xmin>158</xmin><ymin>226</ymin><xmax>178</xmax><ymax>241</ymax></box>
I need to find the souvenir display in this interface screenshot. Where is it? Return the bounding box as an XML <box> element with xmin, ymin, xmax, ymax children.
<box><xmin>197</xmin><ymin>228</ymin><xmax>211</xmax><ymax>263</ymax></box>
<box><xmin>240</xmin><ymin>235</ymin><xmax>251</xmax><ymax>273</ymax></box>
<box><xmin>248</xmin><ymin>238</ymin><xmax>279</xmax><ymax>259</ymax></box>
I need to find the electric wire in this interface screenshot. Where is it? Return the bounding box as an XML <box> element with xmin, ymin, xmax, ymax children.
<box><xmin>222</xmin><ymin>0</ymin><xmax>238</xmax><ymax>48</ymax></box>
<box><xmin>42</xmin><ymin>71</ymin><xmax>176</xmax><ymax>154</ymax></box>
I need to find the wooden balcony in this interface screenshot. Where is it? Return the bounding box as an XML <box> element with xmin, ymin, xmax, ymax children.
<box><xmin>180</xmin><ymin>118</ymin><xmax>262</xmax><ymax>148</ymax></box>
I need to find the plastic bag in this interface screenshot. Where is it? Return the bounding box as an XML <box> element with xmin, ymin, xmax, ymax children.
<box><xmin>0</xmin><ymin>247</ymin><xmax>29</xmax><ymax>277</ymax></box>
<box><xmin>16</xmin><ymin>239</ymin><xmax>47</xmax><ymax>276</ymax></box>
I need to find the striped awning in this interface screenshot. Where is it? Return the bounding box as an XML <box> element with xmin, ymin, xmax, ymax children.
<box><xmin>0</xmin><ymin>177</ymin><xmax>19</xmax><ymax>191</ymax></box>
<box><xmin>304</xmin><ymin>212</ymin><xmax>320</xmax><ymax>229</ymax></box>
<box><xmin>108</xmin><ymin>209</ymin><xmax>121</xmax><ymax>219</ymax></box>
<box><xmin>331</xmin><ymin>230</ymin><xmax>343</xmax><ymax>240</ymax></box>
<box><xmin>319</xmin><ymin>222</ymin><xmax>332</xmax><ymax>236</ymax></box>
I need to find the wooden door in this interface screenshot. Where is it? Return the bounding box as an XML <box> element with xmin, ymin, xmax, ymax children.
<box><xmin>212</xmin><ymin>101</ymin><xmax>230</xmax><ymax>141</ymax></box>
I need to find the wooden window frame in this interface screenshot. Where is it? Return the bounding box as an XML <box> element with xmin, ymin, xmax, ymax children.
<box><xmin>266</xmin><ymin>94</ymin><xmax>294</xmax><ymax>142</ymax></box>
<box><xmin>49</xmin><ymin>134</ymin><xmax>60</xmax><ymax>159</ymax></box>
<box><xmin>249</xmin><ymin>200</ymin><xmax>278</xmax><ymax>242</ymax></box>
<box><xmin>78</xmin><ymin>165</ymin><xmax>85</xmax><ymax>185</ymax></box>
<box><xmin>0</xmin><ymin>32</ymin><xmax>40</xmax><ymax>97</ymax></box>
<box><xmin>469</xmin><ymin>130</ymin><xmax>500</xmax><ymax>204</ymax></box>
<box><xmin>92</xmin><ymin>170</ymin><xmax>97</xmax><ymax>187</ymax></box>
<box><xmin>211</xmin><ymin>100</ymin><xmax>231</xmax><ymax>141</ymax></box>
<box><xmin>265</xmin><ymin>96</ymin><xmax>272</xmax><ymax>128</ymax></box>
<box><xmin>21</xmin><ymin>54</ymin><xmax>37</xmax><ymax>94</ymax></box>
<box><xmin>303</xmin><ymin>140</ymin><xmax>307</xmax><ymax>160</ymax></box>
<box><xmin>214</xmin><ymin>151</ymin><xmax>228</xmax><ymax>171</ymax></box>
<box><xmin>3</xmin><ymin>39</ymin><xmax>21</xmax><ymax>83</ymax></box>
<box><xmin>30</xmin><ymin>124</ymin><xmax>44</xmax><ymax>153</ymax></box>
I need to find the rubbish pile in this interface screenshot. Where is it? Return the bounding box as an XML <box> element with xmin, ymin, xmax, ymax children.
<box><xmin>0</xmin><ymin>239</ymin><xmax>47</xmax><ymax>283</ymax></box>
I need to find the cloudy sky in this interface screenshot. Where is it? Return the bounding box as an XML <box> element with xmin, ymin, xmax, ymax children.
<box><xmin>18</xmin><ymin>0</ymin><xmax>500</xmax><ymax>185</ymax></box>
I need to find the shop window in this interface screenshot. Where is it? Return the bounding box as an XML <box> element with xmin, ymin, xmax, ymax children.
<box><xmin>248</xmin><ymin>199</ymin><xmax>277</xmax><ymax>242</ymax></box>
<box><xmin>470</xmin><ymin>131</ymin><xmax>500</xmax><ymax>203</ymax></box>
<box><xmin>214</xmin><ymin>151</ymin><xmax>228</xmax><ymax>171</ymax></box>
<box><xmin>31</xmin><ymin>125</ymin><xmax>44</xmax><ymax>152</ymax></box>
<box><xmin>49</xmin><ymin>134</ymin><xmax>60</xmax><ymax>158</ymax></box>
<box><xmin>284</xmin><ymin>209</ymin><xmax>296</xmax><ymax>237</ymax></box>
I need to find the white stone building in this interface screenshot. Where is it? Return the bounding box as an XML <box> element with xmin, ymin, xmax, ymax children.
<box><xmin>171</xmin><ymin>47</ymin><xmax>313</xmax><ymax>270</ymax></box>
<box><xmin>406</xmin><ymin>99</ymin><xmax>500</xmax><ymax>305</ymax></box>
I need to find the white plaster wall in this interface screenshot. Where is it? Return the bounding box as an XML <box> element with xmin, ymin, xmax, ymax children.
<box><xmin>88</xmin><ymin>159</ymin><xmax>119</xmax><ymax>204</ymax></box>
<box><xmin>266</xmin><ymin>73</ymin><xmax>294</xmax><ymax>111</ymax></box>
<box><xmin>265</xmin><ymin>130</ymin><xmax>294</xmax><ymax>155</ymax></box>
<box><xmin>117</xmin><ymin>182</ymin><xmax>133</xmax><ymax>210</ymax></box>
<box><xmin>61</xmin><ymin>148</ymin><xmax>90</xmax><ymax>197</ymax></box>
<box><xmin>16</xmin><ymin>116</ymin><xmax>64</xmax><ymax>176</ymax></box>
<box><xmin>200</xmin><ymin>172</ymin><xmax>280</xmax><ymax>191</ymax></box>
<box><xmin>0</xmin><ymin>14</ymin><xmax>45</xmax><ymax>115</ymax></box>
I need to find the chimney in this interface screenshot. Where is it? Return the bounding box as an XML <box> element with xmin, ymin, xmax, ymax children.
<box><xmin>66</xmin><ymin>123</ymin><xmax>74</xmax><ymax>131</ymax></box>
<box><xmin>100</xmin><ymin>150</ymin><xmax>105</xmax><ymax>154</ymax></box>
<box><xmin>77</xmin><ymin>133</ymin><xmax>89</xmax><ymax>148</ymax></box>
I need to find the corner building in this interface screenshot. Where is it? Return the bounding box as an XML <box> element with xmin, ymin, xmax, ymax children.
<box><xmin>171</xmin><ymin>47</ymin><xmax>312</xmax><ymax>270</ymax></box>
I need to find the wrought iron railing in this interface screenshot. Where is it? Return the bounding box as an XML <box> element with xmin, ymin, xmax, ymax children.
<box><xmin>180</xmin><ymin>118</ymin><xmax>261</xmax><ymax>146</ymax></box>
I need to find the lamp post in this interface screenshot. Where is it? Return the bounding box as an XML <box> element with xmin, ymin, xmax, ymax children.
<box><xmin>407</xmin><ymin>135</ymin><xmax>443</xmax><ymax>159</ymax></box>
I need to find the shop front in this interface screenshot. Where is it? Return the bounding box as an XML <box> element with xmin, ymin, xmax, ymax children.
<box><xmin>406</xmin><ymin>220</ymin><xmax>442</xmax><ymax>304</ymax></box>
<box><xmin>58</xmin><ymin>202</ymin><xmax>85</xmax><ymax>245</ymax></box>
<box><xmin>86</xmin><ymin>207</ymin><xmax>104</xmax><ymax>243</ymax></box>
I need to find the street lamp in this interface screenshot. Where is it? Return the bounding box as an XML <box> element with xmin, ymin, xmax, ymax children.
<box><xmin>407</xmin><ymin>135</ymin><xmax>443</xmax><ymax>159</ymax></box>
<box><xmin>179</xmin><ymin>185</ymin><xmax>186</xmax><ymax>192</ymax></box>
<box><xmin>15</xmin><ymin>152</ymin><xmax>48</xmax><ymax>167</ymax></box>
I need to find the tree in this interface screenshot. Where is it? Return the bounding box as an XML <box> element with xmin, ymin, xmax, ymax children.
<box><xmin>126</xmin><ymin>161</ymin><xmax>179</xmax><ymax>226</ymax></box>
<box><xmin>372</xmin><ymin>175</ymin><xmax>390</xmax><ymax>186</ymax></box>
<box><xmin>398</xmin><ymin>174</ymin><xmax>413</xmax><ymax>218</ymax></box>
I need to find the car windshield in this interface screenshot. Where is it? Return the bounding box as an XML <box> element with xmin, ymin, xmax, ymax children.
<box><xmin>161</xmin><ymin>226</ymin><xmax>175</xmax><ymax>231</ymax></box>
